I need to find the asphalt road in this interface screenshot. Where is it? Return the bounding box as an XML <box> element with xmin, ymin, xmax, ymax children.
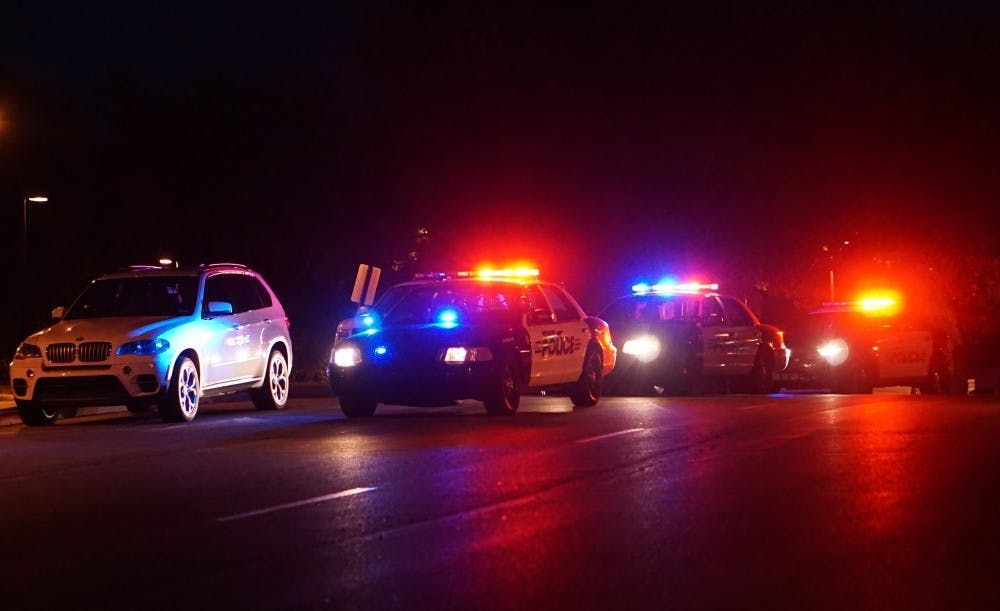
<box><xmin>1</xmin><ymin>387</ymin><xmax>998</xmax><ymax>610</ymax></box>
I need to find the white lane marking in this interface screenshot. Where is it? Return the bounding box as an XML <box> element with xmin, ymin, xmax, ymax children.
<box><xmin>575</xmin><ymin>428</ymin><xmax>644</xmax><ymax>444</ymax></box>
<box><xmin>216</xmin><ymin>486</ymin><xmax>377</xmax><ymax>522</ymax></box>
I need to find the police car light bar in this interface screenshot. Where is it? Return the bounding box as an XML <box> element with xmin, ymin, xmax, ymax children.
<box><xmin>477</xmin><ymin>268</ymin><xmax>539</xmax><ymax>279</ymax></box>
<box><xmin>859</xmin><ymin>297</ymin><xmax>896</xmax><ymax>312</ymax></box>
<box><xmin>632</xmin><ymin>281</ymin><xmax>718</xmax><ymax>295</ymax></box>
<box><xmin>414</xmin><ymin>268</ymin><xmax>539</xmax><ymax>280</ymax></box>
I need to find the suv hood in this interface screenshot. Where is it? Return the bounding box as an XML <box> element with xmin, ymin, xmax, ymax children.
<box><xmin>26</xmin><ymin>316</ymin><xmax>193</xmax><ymax>344</ymax></box>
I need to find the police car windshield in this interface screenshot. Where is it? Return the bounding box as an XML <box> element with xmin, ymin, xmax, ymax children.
<box><xmin>600</xmin><ymin>295</ymin><xmax>699</xmax><ymax>323</ymax></box>
<box><xmin>379</xmin><ymin>282</ymin><xmax>525</xmax><ymax>326</ymax></box>
<box><xmin>65</xmin><ymin>277</ymin><xmax>200</xmax><ymax>319</ymax></box>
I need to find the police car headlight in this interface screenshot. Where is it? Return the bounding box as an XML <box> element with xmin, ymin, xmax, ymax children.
<box><xmin>441</xmin><ymin>346</ymin><xmax>494</xmax><ymax>364</ymax></box>
<box><xmin>334</xmin><ymin>344</ymin><xmax>363</xmax><ymax>367</ymax></box>
<box><xmin>14</xmin><ymin>343</ymin><xmax>42</xmax><ymax>359</ymax></box>
<box><xmin>622</xmin><ymin>335</ymin><xmax>661</xmax><ymax>363</ymax></box>
<box><xmin>817</xmin><ymin>339</ymin><xmax>849</xmax><ymax>367</ymax></box>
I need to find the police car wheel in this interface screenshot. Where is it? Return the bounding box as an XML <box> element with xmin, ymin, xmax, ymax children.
<box><xmin>339</xmin><ymin>392</ymin><xmax>377</xmax><ymax>417</ymax></box>
<box><xmin>485</xmin><ymin>357</ymin><xmax>520</xmax><ymax>415</ymax></box>
<box><xmin>571</xmin><ymin>347</ymin><xmax>603</xmax><ymax>407</ymax></box>
<box><xmin>16</xmin><ymin>400</ymin><xmax>60</xmax><ymax>426</ymax></box>
<box><xmin>748</xmin><ymin>350</ymin><xmax>775</xmax><ymax>394</ymax></box>
<box><xmin>920</xmin><ymin>358</ymin><xmax>950</xmax><ymax>395</ymax></box>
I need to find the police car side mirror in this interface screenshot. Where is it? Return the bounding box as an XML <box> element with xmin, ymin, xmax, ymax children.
<box><xmin>528</xmin><ymin>309</ymin><xmax>553</xmax><ymax>325</ymax></box>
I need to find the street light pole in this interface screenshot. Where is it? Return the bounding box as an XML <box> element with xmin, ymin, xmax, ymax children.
<box><xmin>22</xmin><ymin>193</ymin><xmax>48</xmax><ymax>265</ymax></box>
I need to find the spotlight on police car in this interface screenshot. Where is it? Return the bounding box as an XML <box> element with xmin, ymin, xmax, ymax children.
<box><xmin>622</xmin><ymin>335</ymin><xmax>662</xmax><ymax>363</ymax></box>
<box><xmin>817</xmin><ymin>338</ymin><xmax>849</xmax><ymax>367</ymax></box>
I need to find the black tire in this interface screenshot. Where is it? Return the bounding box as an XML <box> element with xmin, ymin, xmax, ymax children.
<box><xmin>16</xmin><ymin>400</ymin><xmax>60</xmax><ymax>426</ymax></box>
<box><xmin>570</xmin><ymin>347</ymin><xmax>603</xmax><ymax>407</ymax></box>
<box><xmin>484</xmin><ymin>356</ymin><xmax>520</xmax><ymax>415</ymax></box>
<box><xmin>748</xmin><ymin>350</ymin><xmax>775</xmax><ymax>394</ymax></box>
<box><xmin>159</xmin><ymin>356</ymin><xmax>200</xmax><ymax>423</ymax></box>
<box><xmin>919</xmin><ymin>357</ymin><xmax>950</xmax><ymax>395</ymax></box>
<box><xmin>251</xmin><ymin>349</ymin><xmax>290</xmax><ymax>410</ymax></box>
<box><xmin>339</xmin><ymin>392</ymin><xmax>377</xmax><ymax>418</ymax></box>
<box><xmin>832</xmin><ymin>364</ymin><xmax>873</xmax><ymax>394</ymax></box>
<box><xmin>125</xmin><ymin>399</ymin><xmax>154</xmax><ymax>414</ymax></box>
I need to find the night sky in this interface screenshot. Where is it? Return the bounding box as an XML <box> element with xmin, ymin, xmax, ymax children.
<box><xmin>2</xmin><ymin>1</ymin><xmax>998</xmax><ymax>374</ymax></box>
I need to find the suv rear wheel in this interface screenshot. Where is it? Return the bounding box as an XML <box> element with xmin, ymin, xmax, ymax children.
<box><xmin>252</xmin><ymin>349</ymin><xmax>290</xmax><ymax>410</ymax></box>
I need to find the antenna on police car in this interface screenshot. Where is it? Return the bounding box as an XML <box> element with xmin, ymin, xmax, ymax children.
<box><xmin>351</xmin><ymin>264</ymin><xmax>381</xmax><ymax>307</ymax></box>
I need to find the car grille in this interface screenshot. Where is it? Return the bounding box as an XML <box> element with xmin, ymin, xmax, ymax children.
<box><xmin>46</xmin><ymin>342</ymin><xmax>113</xmax><ymax>363</ymax></box>
<box><xmin>33</xmin><ymin>376</ymin><xmax>129</xmax><ymax>407</ymax></box>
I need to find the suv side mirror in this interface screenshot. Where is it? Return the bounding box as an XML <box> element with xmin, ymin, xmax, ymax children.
<box><xmin>51</xmin><ymin>306</ymin><xmax>65</xmax><ymax>320</ymax></box>
<box><xmin>206</xmin><ymin>301</ymin><xmax>234</xmax><ymax>317</ymax></box>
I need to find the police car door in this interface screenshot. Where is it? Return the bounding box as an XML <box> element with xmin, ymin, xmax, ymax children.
<box><xmin>524</xmin><ymin>285</ymin><xmax>587</xmax><ymax>386</ymax></box>
<box><xmin>876</xmin><ymin>326</ymin><xmax>934</xmax><ymax>381</ymax></box>
<box><xmin>699</xmin><ymin>295</ymin><xmax>729</xmax><ymax>374</ymax></box>
<box><xmin>719</xmin><ymin>296</ymin><xmax>758</xmax><ymax>374</ymax></box>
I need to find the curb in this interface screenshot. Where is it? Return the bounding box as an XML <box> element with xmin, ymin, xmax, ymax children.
<box><xmin>0</xmin><ymin>382</ymin><xmax>332</xmax><ymax>427</ymax></box>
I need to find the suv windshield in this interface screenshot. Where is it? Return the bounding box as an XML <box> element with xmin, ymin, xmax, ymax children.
<box><xmin>378</xmin><ymin>282</ymin><xmax>525</xmax><ymax>326</ymax></box>
<box><xmin>65</xmin><ymin>276</ymin><xmax>200</xmax><ymax>319</ymax></box>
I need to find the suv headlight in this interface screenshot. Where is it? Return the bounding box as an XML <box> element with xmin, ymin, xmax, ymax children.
<box><xmin>622</xmin><ymin>335</ymin><xmax>661</xmax><ymax>363</ymax></box>
<box><xmin>334</xmin><ymin>344</ymin><xmax>362</xmax><ymax>367</ymax></box>
<box><xmin>13</xmin><ymin>343</ymin><xmax>42</xmax><ymax>359</ymax></box>
<box><xmin>116</xmin><ymin>338</ymin><xmax>171</xmax><ymax>356</ymax></box>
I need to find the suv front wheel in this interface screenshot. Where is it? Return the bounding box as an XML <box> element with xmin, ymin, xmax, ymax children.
<box><xmin>16</xmin><ymin>400</ymin><xmax>60</xmax><ymax>426</ymax></box>
<box><xmin>159</xmin><ymin>356</ymin><xmax>200</xmax><ymax>422</ymax></box>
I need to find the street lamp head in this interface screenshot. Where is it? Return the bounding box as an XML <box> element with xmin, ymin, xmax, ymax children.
<box><xmin>26</xmin><ymin>195</ymin><xmax>48</xmax><ymax>203</ymax></box>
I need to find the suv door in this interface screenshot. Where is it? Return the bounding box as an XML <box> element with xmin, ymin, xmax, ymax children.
<box><xmin>201</xmin><ymin>273</ymin><xmax>266</xmax><ymax>386</ymax></box>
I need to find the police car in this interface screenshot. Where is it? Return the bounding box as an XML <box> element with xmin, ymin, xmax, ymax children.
<box><xmin>775</xmin><ymin>294</ymin><xmax>956</xmax><ymax>394</ymax></box>
<box><xmin>327</xmin><ymin>268</ymin><xmax>616</xmax><ymax>416</ymax></box>
<box><xmin>599</xmin><ymin>281</ymin><xmax>790</xmax><ymax>394</ymax></box>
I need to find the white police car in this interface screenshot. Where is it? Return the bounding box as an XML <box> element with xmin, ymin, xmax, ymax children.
<box><xmin>9</xmin><ymin>263</ymin><xmax>292</xmax><ymax>424</ymax></box>
<box><xmin>599</xmin><ymin>281</ymin><xmax>790</xmax><ymax>394</ymax></box>
<box><xmin>776</xmin><ymin>294</ymin><xmax>957</xmax><ymax>394</ymax></box>
<box><xmin>328</xmin><ymin>268</ymin><xmax>617</xmax><ymax>416</ymax></box>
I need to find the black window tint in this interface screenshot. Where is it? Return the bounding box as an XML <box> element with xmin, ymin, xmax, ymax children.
<box><xmin>540</xmin><ymin>286</ymin><xmax>579</xmax><ymax>322</ymax></box>
<box><xmin>252</xmin><ymin>277</ymin><xmax>273</xmax><ymax>308</ymax></box>
<box><xmin>525</xmin><ymin>286</ymin><xmax>553</xmax><ymax>323</ymax></box>
<box><xmin>702</xmin><ymin>296</ymin><xmax>724</xmax><ymax>319</ymax></box>
<box><xmin>204</xmin><ymin>274</ymin><xmax>265</xmax><ymax>315</ymax></box>
<box><xmin>721</xmin><ymin>297</ymin><xmax>753</xmax><ymax>326</ymax></box>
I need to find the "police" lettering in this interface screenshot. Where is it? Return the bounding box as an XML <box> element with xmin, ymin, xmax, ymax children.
<box><xmin>534</xmin><ymin>334</ymin><xmax>581</xmax><ymax>357</ymax></box>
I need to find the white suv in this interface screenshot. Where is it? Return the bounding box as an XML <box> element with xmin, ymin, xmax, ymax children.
<box><xmin>9</xmin><ymin>263</ymin><xmax>292</xmax><ymax>425</ymax></box>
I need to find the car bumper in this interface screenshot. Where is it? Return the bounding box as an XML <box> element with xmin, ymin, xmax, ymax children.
<box><xmin>9</xmin><ymin>355</ymin><xmax>171</xmax><ymax>406</ymax></box>
<box><xmin>328</xmin><ymin>361</ymin><xmax>498</xmax><ymax>404</ymax></box>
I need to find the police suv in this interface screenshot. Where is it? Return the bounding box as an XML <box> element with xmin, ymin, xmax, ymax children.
<box><xmin>599</xmin><ymin>282</ymin><xmax>790</xmax><ymax>394</ymax></box>
<box><xmin>328</xmin><ymin>268</ymin><xmax>617</xmax><ymax>416</ymax></box>
<box><xmin>776</xmin><ymin>296</ymin><xmax>956</xmax><ymax>394</ymax></box>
